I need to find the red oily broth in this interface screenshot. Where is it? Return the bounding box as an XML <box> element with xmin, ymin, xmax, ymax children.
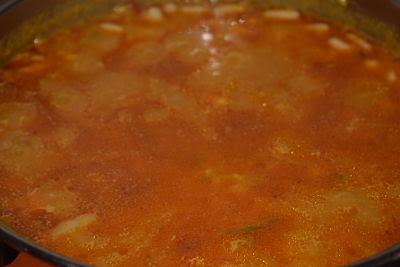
<box><xmin>1</xmin><ymin>2</ymin><xmax>400</xmax><ymax>267</ymax></box>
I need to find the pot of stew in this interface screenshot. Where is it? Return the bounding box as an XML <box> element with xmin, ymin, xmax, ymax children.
<box><xmin>0</xmin><ymin>0</ymin><xmax>400</xmax><ymax>266</ymax></box>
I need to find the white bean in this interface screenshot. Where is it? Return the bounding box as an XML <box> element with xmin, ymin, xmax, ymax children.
<box><xmin>328</xmin><ymin>37</ymin><xmax>351</xmax><ymax>51</ymax></box>
<box><xmin>214</xmin><ymin>4</ymin><xmax>245</xmax><ymax>16</ymax></box>
<box><xmin>99</xmin><ymin>22</ymin><xmax>124</xmax><ymax>33</ymax></box>
<box><xmin>306</xmin><ymin>23</ymin><xmax>330</xmax><ymax>33</ymax></box>
<box><xmin>264</xmin><ymin>9</ymin><xmax>300</xmax><ymax>20</ymax></box>
<box><xmin>347</xmin><ymin>33</ymin><xmax>372</xmax><ymax>51</ymax></box>
<box><xmin>113</xmin><ymin>5</ymin><xmax>129</xmax><ymax>14</ymax></box>
<box><xmin>142</xmin><ymin>7</ymin><xmax>163</xmax><ymax>22</ymax></box>
<box><xmin>163</xmin><ymin>3</ymin><xmax>177</xmax><ymax>13</ymax></box>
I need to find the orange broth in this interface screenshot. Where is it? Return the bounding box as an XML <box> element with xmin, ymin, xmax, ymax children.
<box><xmin>1</xmin><ymin>2</ymin><xmax>400</xmax><ymax>266</ymax></box>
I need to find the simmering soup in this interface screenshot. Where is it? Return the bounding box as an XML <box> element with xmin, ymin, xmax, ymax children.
<box><xmin>1</xmin><ymin>2</ymin><xmax>400</xmax><ymax>266</ymax></box>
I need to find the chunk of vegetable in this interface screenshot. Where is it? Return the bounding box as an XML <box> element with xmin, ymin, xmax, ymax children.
<box><xmin>51</xmin><ymin>213</ymin><xmax>97</xmax><ymax>239</ymax></box>
<box><xmin>52</xmin><ymin>127</ymin><xmax>79</xmax><ymax>148</ymax></box>
<box><xmin>226</xmin><ymin>219</ymin><xmax>279</xmax><ymax>235</ymax></box>
<box><xmin>81</xmin><ymin>31</ymin><xmax>120</xmax><ymax>54</ymax></box>
<box><xmin>0</xmin><ymin>132</ymin><xmax>45</xmax><ymax>175</ymax></box>
<box><xmin>16</xmin><ymin>181</ymin><xmax>78</xmax><ymax>216</ymax></box>
<box><xmin>40</xmin><ymin>77</ymin><xmax>88</xmax><ymax>114</ymax></box>
<box><xmin>326</xmin><ymin>190</ymin><xmax>383</xmax><ymax>225</ymax></box>
<box><xmin>89</xmin><ymin>72</ymin><xmax>146</xmax><ymax>111</ymax></box>
<box><xmin>125</xmin><ymin>41</ymin><xmax>166</xmax><ymax>66</ymax></box>
<box><xmin>68</xmin><ymin>53</ymin><xmax>105</xmax><ymax>75</ymax></box>
<box><xmin>0</xmin><ymin>102</ymin><xmax>37</xmax><ymax>130</ymax></box>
